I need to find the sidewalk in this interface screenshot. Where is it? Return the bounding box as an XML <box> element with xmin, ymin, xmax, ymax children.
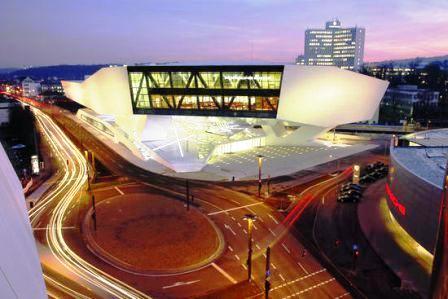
<box><xmin>358</xmin><ymin>179</ymin><xmax>433</xmax><ymax>297</ymax></box>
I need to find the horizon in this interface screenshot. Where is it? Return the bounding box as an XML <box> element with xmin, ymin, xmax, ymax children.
<box><xmin>0</xmin><ymin>0</ymin><xmax>447</xmax><ymax>68</ymax></box>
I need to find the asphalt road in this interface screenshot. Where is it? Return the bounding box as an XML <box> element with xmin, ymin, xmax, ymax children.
<box><xmin>13</xmin><ymin>94</ymin><xmax>356</xmax><ymax>299</ymax></box>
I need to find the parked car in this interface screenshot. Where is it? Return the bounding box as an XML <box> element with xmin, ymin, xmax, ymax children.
<box><xmin>340</xmin><ymin>183</ymin><xmax>362</xmax><ymax>192</ymax></box>
<box><xmin>337</xmin><ymin>193</ymin><xmax>361</xmax><ymax>203</ymax></box>
<box><xmin>359</xmin><ymin>174</ymin><xmax>375</xmax><ymax>184</ymax></box>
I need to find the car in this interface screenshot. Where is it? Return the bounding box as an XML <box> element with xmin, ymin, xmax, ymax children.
<box><xmin>341</xmin><ymin>189</ymin><xmax>362</xmax><ymax>197</ymax></box>
<box><xmin>359</xmin><ymin>174</ymin><xmax>375</xmax><ymax>184</ymax></box>
<box><xmin>340</xmin><ymin>183</ymin><xmax>362</xmax><ymax>192</ymax></box>
<box><xmin>337</xmin><ymin>193</ymin><xmax>360</xmax><ymax>203</ymax></box>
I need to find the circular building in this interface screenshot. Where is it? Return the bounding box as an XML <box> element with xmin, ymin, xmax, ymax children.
<box><xmin>388</xmin><ymin>129</ymin><xmax>447</xmax><ymax>253</ymax></box>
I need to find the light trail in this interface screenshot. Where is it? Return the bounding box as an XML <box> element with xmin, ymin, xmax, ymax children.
<box><xmin>29</xmin><ymin>108</ymin><xmax>150</xmax><ymax>298</ymax></box>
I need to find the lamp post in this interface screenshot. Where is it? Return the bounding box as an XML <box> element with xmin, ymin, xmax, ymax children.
<box><xmin>257</xmin><ymin>155</ymin><xmax>264</xmax><ymax>197</ymax></box>
<box><xmin>243</xmin><ymin>213</ymin><xmax>257</xmax><ymax>281</ymax></box>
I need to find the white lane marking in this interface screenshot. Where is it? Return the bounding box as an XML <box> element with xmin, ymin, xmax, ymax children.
<box><xmin>255</xmin><ymin>244</ymin><xmax>261</xmax><ymax>250</ymax></box>
<box><xmin>257</xmin><ymin>216</ymin><xmax>264</xmax><ymax>223</ymax></box>
<box><xmin>237</xmin><ymin>222</ymin><xmax>242</xmax><ymax>228</ymax></box>
<box><xmin>208</xmin><ymin>202</ymin><xmax>263</xmax><ymax>216</ymax></box>
<box><xmin>298</xmin><ymin>262</ymin><xmax>309</xmax><ymax>274</ymax></box>
<box><xmin>282</xmin><ymin>243</ymin><xmax>290</xmax><ymax>254</ymax></box>
<box><xmin>281</xmin><ymin>278</ymin><xmax>336</xmax><ymax>298</ymax></box>
<box><xmin>268</xmin><ymin>214</ymin><xmax>279</xmax><ymax>224</ymax></box>
<box><xmin>243</xmin><ymin>229</ymin><xmax>247</xmax><ymax>234</ymax></box>
<box><xmin>242</xmin><ymin>263</ymin><xmax>247</xmax><ymax>270</ymax></box>
<box><xmin>114</xmin><ymin>186</ymin><xmax>124</xmax><ymax>195</ymax></box>
<box><xmin>228</xmin><ymin>245</ymin><xmax>234</xmax><ymax>252</ymax></box>
<box><xmin>253</xmin><ymin>223</ymin><xmax>258</xmax><ymax>230</ymax></box>
<box><xmin>235</xmin><ymin>254</ymin><xmax>241</xmax><ymax>261</ymax></box>
<box><xmin>162</xmin><ymin>280</ymin><xmax>200</xmax><ymax>289</ymax></box>
<box><xmin>211</xmin><ymin>263</ymin><xmax>237</xmax><ymax>284</ymax></box>
<box><xmin>271</xmin><ymin>263</ymin><xmax>277</xmax><ymax>270</ymax></box>
<box><xmin>279</xmin><ymin>274</ymin><xmax>286</xmax><ymax>281</ymax></box>
<box><xmin>271</xmin><ymin>269</ymin><xmax>326</xmax><ymax>291</ymax></box>
<box><xmin>269</xmin><ymin>228</ymin><xmax>277</xmax><ymax>236</ymax></box>
<box><xmin>231</xmin><ymin>216</ymin><xmax>236</xmax><ymax>221</ymax></box>
<box><xmin>334</xmin><ymin>292</ymin><xmax>351</xmax><ymax>299</ymax></box>
<box><xmin>224</xmin><ymin>224</ymin><xmax>237</xmax><ymax>236</ymax></box>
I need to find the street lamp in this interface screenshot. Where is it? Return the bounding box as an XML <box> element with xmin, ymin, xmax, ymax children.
<box><xmin>257</xmin><ymin>155</ymin><xmax>264</xmax><ymax>197</ymax></box>
<box><xmin>243</xmin><ymin>213</ymin><xmax>257</xmax><ymax>281</ymax></box>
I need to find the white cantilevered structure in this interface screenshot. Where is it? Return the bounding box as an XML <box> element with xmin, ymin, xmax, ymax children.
<box><xmin>0</xmin><ymin>143</ymin><xmax>47</xmax><ymax>298</ymax></box>
<box><xmin>62</xmin><ymin>64</ymin><xmax>388</xmax><ymax>173</ymax></box>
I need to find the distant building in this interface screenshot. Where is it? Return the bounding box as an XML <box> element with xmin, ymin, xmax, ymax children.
<box><xmin>21</xmin><ymin>77</ymin><xmax>40</xmax><ymax>97</ymax></box>
<box><xmin>40</xmin><ymin>79</ymin><xmax>63</xmax><ymax>94</ymax></box>
<box><xmin>380</xmin><ymin>85</ymin><xmax>440</xmax><ymax>124</ymax></box>
<box><xmin>295</xmin><ymin>54</ymin><xmax>305</xmax><ymax>65</ymax></box>
<box><xmin>366</xmin><ymin>66</ymin><xmax>415</xmax><ymax>81</ymax></box>
<box><xmin>304</xmin><ymin>19</ymin><xmax>365</xmax><ymax>71</ymax></box>
<box><xmin>0</xmin><ymin>96</ymin><xmax>18</xmax><ymax>126</ymax></box>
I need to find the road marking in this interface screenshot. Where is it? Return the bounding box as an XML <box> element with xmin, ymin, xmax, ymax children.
<box><xmin>224</xmin><ymin>224</ymin><xmax>237</xmax><ymax>236</ymax></box>
<box><xmin>235</xmin><ymin>254</ymin><xmax>240</xmax><ymax>261</ymax></box>
<box><xmin>208</xmin><ymin>202</ymin><xmax>263</xmax><ymax>216</ymax></box>
<box><xmin>282</xmin><ymin>243</ymin><xmax>291</xmax><ymax>254</ymax></box>
<box><xmin>298</xmin><ymin>262</ymin><xmax>309</xmax><ymax>274</ymax></box>
<box><xmin>253</xmin><ymin>223</ymin><xmax>258</xmax><ymax>230</ymax></box>
<box><xmin>334</xmin><ymin>292</ymin><xmax>351</xmax><ymax>299</ymax></box>
<box><xmin>257</xmin><ymin>216</ymin><xmax>264</xmax><ymax>223</ymax></box>
<box><xmin>279</xmin><ymin>274</ymin><xmax>286</xmax><ymax>281</ymax></box>
<box><xmin>242</xmin><ymin>263</ymin><xmax>247</xmax><ymax>270</ymax></box>
<box><xmin>114</xmin><ymin>186</ymin><xmax>124</xmax><ymax>195</ymax></box>
<box><xmin>243</xmin><ymin>229</ymin><xmax>247</xmax><ymax>234</ymax></box>
<box><xmin>268</xmin><ymin>214</ymin><xmax>279</xmax><ymax>224</ymax></box>
<box><xmin>162</xmin><ymin>280</ymin><xmax>200</xmax><ymax>289</ymax></box>
<box><xmin>228</xmin><ymin>245</ymin><xmax>234</xmax><ymax>252</ymax></box>
<box><xmin>231</xmin><ymin>216</ymin><xmax>236</xmax><ymax>221</ymax></box>
<box><xmin>211</xmin><ymin>263</ymin><xmax>237</xmax><ymax>284</ymax></box>
<box><xmin>271</xmin><ymin>263</ymin><xmax>277</xmax><ymax>270</ymax></box>
<box><xmin>271</xmin><ymin>269</ymin><xmax>326</xmax><ymax>291</ymax></box>
<box><xmin>237</xmin><ymin>222</ymin><xmax>242</xmax><ymax>228</ymax></box>
<box><xmin>255</xmin><ymin>244</ymin><xmax>261</xmax><ymax>250</ymax></box>
<box><xmin>268</xmin><ymin>228</ymin><xmax>277</xmax><ymax>236</ymax></box>
<box><xmin>281</xmin><ymin>278</ymin><xmax>335</xmax><ymax>298</ymax></box>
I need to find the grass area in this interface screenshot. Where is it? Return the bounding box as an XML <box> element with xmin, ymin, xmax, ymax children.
<box><xmin>91</xmin><ymin>193</ymin><xmax>221</xmax><ymax>271</ymax></box>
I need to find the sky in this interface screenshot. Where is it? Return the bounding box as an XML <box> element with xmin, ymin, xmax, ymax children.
<box><xmin>0</xmin><ymin>0</ymin><xmax>447</xmax><ymax>68</ymax></box>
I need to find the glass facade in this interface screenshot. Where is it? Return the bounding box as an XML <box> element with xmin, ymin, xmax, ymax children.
<box><xmin>127</xmin><ymin>65</ymin><xmax>283</xmax><ymax>118</ymax></box>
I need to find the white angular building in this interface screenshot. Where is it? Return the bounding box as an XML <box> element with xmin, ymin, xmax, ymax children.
<box><xmin>0</xmin><ymin>144</ymin><xmax>46</xmax><ymax>298</ymax></box>
<box><xmin>62</xmin><ymin>64</ymin><xmax>388</xmax><ymax>173</ymax></box>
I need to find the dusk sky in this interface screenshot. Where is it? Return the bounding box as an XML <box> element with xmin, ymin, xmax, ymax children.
<box><xmin>1</xmin><ymin>0</ymin><xmax>447</xmax><ymax>68</ymax></box>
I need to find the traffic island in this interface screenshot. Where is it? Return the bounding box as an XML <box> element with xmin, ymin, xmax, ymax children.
<box><xmin>82</xmin><ymin>193</ymin><xmax>224</xmax><ymax>275</ymax></box>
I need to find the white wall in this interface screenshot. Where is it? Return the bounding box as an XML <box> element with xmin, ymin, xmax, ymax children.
<box><xmin>0</xmin><ymin>144</ymin><xmax>46</xmax><ymax>298</ymax></box>
<box><xmin>277</xmin><ymin>65</ymin><xmax>389</xmax><ymax>127</ymax></box>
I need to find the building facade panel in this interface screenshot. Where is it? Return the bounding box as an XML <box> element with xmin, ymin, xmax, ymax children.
<box><xmin>388</xmin><ymin>148</ymin><xmax>443</xmax><ymax>253</ymax></box>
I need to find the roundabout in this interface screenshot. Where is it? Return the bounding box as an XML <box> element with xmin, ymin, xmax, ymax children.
<box><xmin>83</xmin><ymin>193</ymin><xmax>224</xmax><ymax>275</ymax></box>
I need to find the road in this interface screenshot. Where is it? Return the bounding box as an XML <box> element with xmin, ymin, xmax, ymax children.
<box><xmin>11</xmin><ymin>93</ymin><xmax>356</xmax><ymax>298</ymax></box>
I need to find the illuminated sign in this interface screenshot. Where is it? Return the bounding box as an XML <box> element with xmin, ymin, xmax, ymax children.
<box><xmin>223</xmin><ymin>75</ymin><xmax>272</xmax><ymax>81</ymax></box>
<box><xmin>386</xmin><ymin>183</ymin><xmax>406</xmax><ymax>216</ymax></box>
<box><xmin>31</xmin><ymin>155</ymin><xmax>39</xmax><ymax>175</ymax></box>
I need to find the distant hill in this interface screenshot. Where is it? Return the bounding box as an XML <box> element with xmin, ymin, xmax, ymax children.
<box><xmin>366</xmin><ymin>54</ymin><xmax>448</xmax><ymax>68</ymax></box>
<box><xmin>0</xmin><ymin>64</ymin><xmax>110</xmax><ymax>81</ymax></box>
<box><xmin>0</xmin><ymin>68</ymin><xmax>19</xmax><ymax>74</ymax></box>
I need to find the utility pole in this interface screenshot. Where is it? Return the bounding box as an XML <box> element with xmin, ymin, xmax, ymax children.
<box><xmin>186</xmin><ymin>180</ymin><xmax>190</xmax><ymax>211</ymax></box>
<box><xmin>267</xmin><ymin>175</ymin><xmax>271</xmax><ymax>196</ymax></box>
<box><xmin>257</xmin><ymin>155</ymin><xmax>263</xmax><ymax>197</ymax></box>
<box><xmin>264</xmin><ymin>247</ymin><xmax>271</xmax><ymax>299</ymax></box>
<box><xmin>92</xmin><ymin>194</ymin><xmax>97</xmax><ymax>231</ymax></box>
<box><xmin>243</xmin><ymin>213</ymin><xmax>257</xmax><ymax>281</ymax></box>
